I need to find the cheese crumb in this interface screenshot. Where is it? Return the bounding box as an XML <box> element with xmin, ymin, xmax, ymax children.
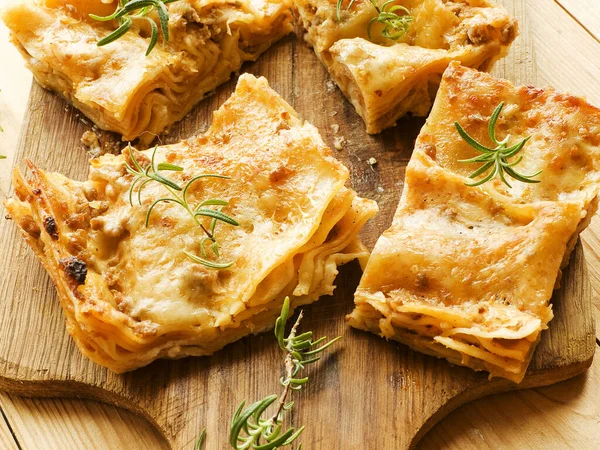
<box><xmin>81</xmin><ymin>130</ymin><xmax>102</xmax><ymax>157</ymax></box>
<box><xmin>330</xmin><ymin>123</ymin><xmax>345</xmax><ymax>150</ymax></box>
<box><xmin>333</xmin><ymin>135</ymin><xmax>345</xmax><ymax>150</ymax></box>
<box><xmin>368</xmin><ymin>157</ymin><xmax>378</xmax><ymax>166</ymax></box>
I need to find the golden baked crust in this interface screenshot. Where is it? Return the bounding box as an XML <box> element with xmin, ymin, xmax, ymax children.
<box><xmin>348</xmin><ymin>63</ymin><xmax>600</xmax><ymax>383</ymax></box>
<box><xmin>5</xmin><ymin>74</ymin><xmax>378</xmax><ymax>373</ymax></box>
<box><xmin>1</xmin><ymin>0</ymin><xmax>293</xmax><ymax>142</ymax></box>
<box><xmin>292</xmin><ymin>0</ymin><xmax>517</xmax><ymax>133</ymax></box>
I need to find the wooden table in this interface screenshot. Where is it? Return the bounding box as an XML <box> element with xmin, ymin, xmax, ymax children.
<box><xmin>1</xmin><ymin>0</ymin><xmax>599</xmax><ymax>448</ymax></box>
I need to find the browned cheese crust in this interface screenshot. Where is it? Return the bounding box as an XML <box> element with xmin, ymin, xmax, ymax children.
<box><xmin>349</xmin><ymin>62</ymin><xmax>600</xmax><ymax>383</ymax></box>
<box><xmin>293</xmin><ymin>0</ymin><xmax>517</xmax><ymax>133</ymax></box>
<box><xmin>1</xmin><ymin>0</ymin><xmax>294</xmax><ymax>142</ymax></box>
<box><xmin>5</xmin><ymin>74</ymin><xmax>378</xmax><ymax>373</ymax></box>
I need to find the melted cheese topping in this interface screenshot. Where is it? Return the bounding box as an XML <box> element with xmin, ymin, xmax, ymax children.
<box><xmin>292</xmin><ymin>0</ymin><xmax>517</xmax><ymax>133</ymax></box>
<box><xmin>5</xmin><ymin>74</ymin><xmax>378</xmax><ymax>372</ymax></box>
<box><xmin>1</xmin><ymin>0</ymin><xmax>293</xmax><ymax>142</ymax></box>
<box><xmin>348</xmin><ymin>63</ymin><xmax>600</xmax><ymax>383</ymax></box>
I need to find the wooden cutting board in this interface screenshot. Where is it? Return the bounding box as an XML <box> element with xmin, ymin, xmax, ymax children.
<box><xmin>0</xmin><ymin>2</ymin><xmax>596</xmax><ymax>448</ymax></box>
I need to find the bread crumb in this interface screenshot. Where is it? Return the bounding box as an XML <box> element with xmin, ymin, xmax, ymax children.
<box><xmin>376</xmin><ymin>186</ymin><xmax>384</xmax><ymax>193</ymax></box>
<box><xmin>368</xmin><ymin>157</ymin><xmax>378</xmax><ymax>166</ymax></box>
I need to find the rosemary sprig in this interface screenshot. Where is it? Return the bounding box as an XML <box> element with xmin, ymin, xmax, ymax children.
<box><xmin>90</xmin><ymin>0</ymin><xmax>179</xmax><ymax>55</ymax></box>
<box><xmin>336</xmin><ymin>0</ymin><xmax>413</xmax><ymax>41</ymax></box>
<box><xmin>125</xmin><ymin>145</ymin><xmax>239</xmax><ymax>269</ymax></box>
<box><xmin>455</xmin><ymin>102</ymin><xmax>542</xmax><ymax>188</ymax></box>
<box><xmin>228</xmin><ymin>297</ymin><xmax>342</xmax><ymax>449</ymax></box>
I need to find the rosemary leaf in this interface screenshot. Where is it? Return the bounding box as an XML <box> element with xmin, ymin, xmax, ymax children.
<box><xmin>456</xmin><ymin>102</ymin><xmax>542</xmax><ymax>188</ymax></box>
<box><xmin>194</xmin><ymin>428</ymin><xmax>206</xmax><ymax>450</ymax></box>
<box><xmin>126</xmin><ymin>145</ymin><xmax>238</xmax><ymax>269</ymax></box>
<box><xmin>97</xmin><ymin>17</ymin><xmax>133</xmax><ymax>47</ymax></box>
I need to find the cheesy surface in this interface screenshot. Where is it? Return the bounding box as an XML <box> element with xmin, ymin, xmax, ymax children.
<box><xmin>5</xmin><ymin>74</ymin><xmax>378</xmax><ymax>373</ymax></box>
<box><xmin>292</xmin><ymin>0</ymin><xmax>517</xmax><ymax>133</ymax></box>
<box><xmin>1</xmin><ymin>0</ymin><xmax>293</xmax><ymax>142</ymax></box>
<box><xmin>348</xmin><ymin>63</ymin><xmax>600</xmax><ymax>382</ymax></box>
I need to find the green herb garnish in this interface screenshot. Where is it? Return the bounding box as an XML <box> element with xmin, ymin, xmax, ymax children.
<box><xmin>126</xmin><ymin>145</ymin><xmax>239</xmax><ymax>269</ymax></box>
<box><xmin>455</xmin><ymin>102</ymin><xmax>542</xmax><ymax>188</ymax></box>
<box><xmin>226</xmin><ymin>297</ymin><xmax>341</xmax><ymax>449</ymax></box>
<box><xmin>336</xmin><ymin>0</ymin><xmax>413</xmax><ymax>41</ymax></box>
<box><xmin>194</xmin><ymin>428</ymin><xmax>206</xmax><ymax>450</ymax></box>
<box><xmin>90</xmin><ymin>0</ymin><xmax>179</xmax><ymax>55</ymax></box>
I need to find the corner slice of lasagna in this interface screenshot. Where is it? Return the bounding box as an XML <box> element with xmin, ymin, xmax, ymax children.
<box><xmin>5</xmin><ymin>74</ymin><xmax>378</xmax><ymax>373</ymax></box>
<box><xmin>292</xmin><ymin>0</ymin><xmax>517</xmax><ymax>133</ymax></box>
<box><xmin>348</xmin><ymin>62</ymin><xmax>600</xmax><ymax>382</ymax></box>
<box><xmin>1</xmin><ymin>0</ymin><xmax>293</xmax><ymax>143</ymax></box>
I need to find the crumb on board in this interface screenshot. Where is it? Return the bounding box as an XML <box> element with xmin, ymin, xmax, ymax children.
<box><xmin>326</xmin><ymin>79</ymin><xmax>336</xmax><ymax>93</ymax></box>
<box><xmin>368</xmin><ymin>157</ymin><xmax>378</xmax><ymax>166</ymax></box>
<box><xmin>81</xmin><ymin>130</ymin><xmax>102</xmax><ymax>157</ymax></box>
<box><xmin>376</xmin><ymin>186</ymin><xmax>384</xmax><ymax>193</ymax></box>
<box><xmin>75</xmin><ymin>113</ymin><xmax>89</xmax><ymax>126</ymax></box>
<box><xmin>330</xmin><ymin>123</ymin><xmax>345</xmax><ymax>150</ymax></box>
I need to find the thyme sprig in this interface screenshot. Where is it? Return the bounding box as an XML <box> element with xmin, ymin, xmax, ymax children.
<box><xmin>336</xmin><ymin>0</ymin><xmax>413</xmax><ymax>41</ymax></box>
<box><xmin>90</xmin><ymin>0</ymin><xmax>179</xmax><ymax>55</ymax></box>
<box><xmin>228</xmin><ymin>297</ymin><xmax>342</xmax><ymax>449</ymax></box>
<box><xmin>125</xmin><ymin>145</ymin><xmax>239</xmax><ymax>269</ymax></box>
<box><xmin>456</xmin><ymin>102</ymin><xmax>542</xmax><ymax>188</ymax></box>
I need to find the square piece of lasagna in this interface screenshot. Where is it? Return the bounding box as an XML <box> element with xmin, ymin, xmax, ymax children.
<box><xmin>1</xmin><ymin>0</ymin><xmax>293</xmax><ymax>142</ymax></box>
<box><xmin>293</xmin><ymin>0</ymin><xmax>517</xmax><ymax>133</ymax></box>
<box><xmin>5</xmin><ymin>73</ymin><xmax>378</xmax><ymax>373</ymax></box>
<box><xmin>348</xmin><ymin>62</ymin><xmax>600</xmax><ymax>382</ymax></box>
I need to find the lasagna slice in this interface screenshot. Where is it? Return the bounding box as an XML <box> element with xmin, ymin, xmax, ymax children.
<box><xmin>348</xmin><ymin>63</ymin><xmax>600</xmax><ymax>382</ymax></box>
<box><xmin>292</xmin><ymin>0</ymin><xmax>517</xmax><ymax>133</ymax></box>
<box><xmin>5</xmin><ymin>74</ymin><xmax>378</xmax><ymax>373</ymax></box>
<box><xmin>1</xmin><ymin>0</ymin><xmax>293</xmax><ymax>143</ymax></box>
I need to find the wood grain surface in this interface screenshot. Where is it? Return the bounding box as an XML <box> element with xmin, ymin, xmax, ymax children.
<box><xmin>0</xmin><ymin>410</ymin><xmax>18</xmax><ymax>450</ymax></box>
<box><xmin>1</xmin><ymin>0</ymin><xmax>600</xmax><ymax>449</ymax></box>
<box><xmin>556</xmin><ymin>0</ymin><xmax>600</xmax><ymax>43</ymax></box>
